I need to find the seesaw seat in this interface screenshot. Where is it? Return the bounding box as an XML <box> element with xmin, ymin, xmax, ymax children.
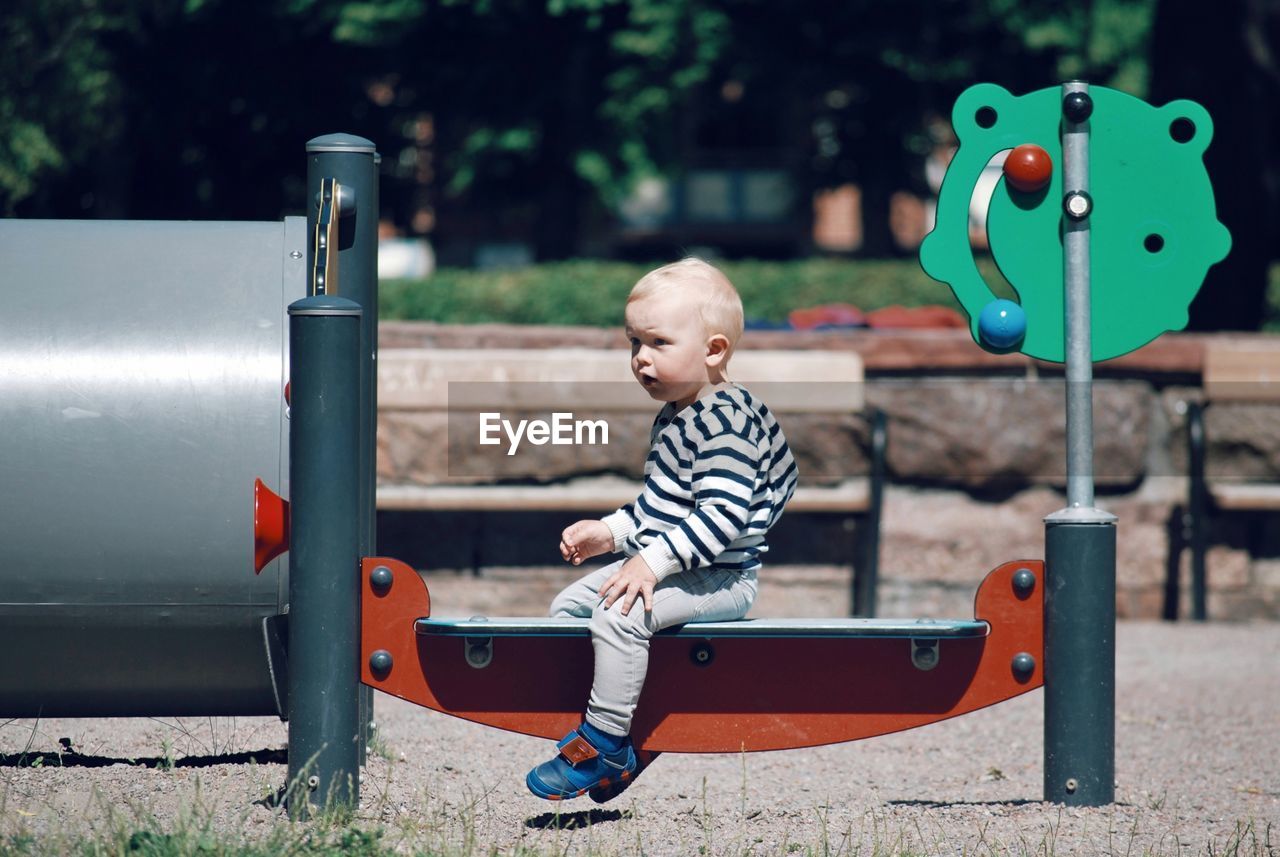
<box><xmin>361</xmin><ymin>558</ymin><xmax>1043</xmax><ymax>753</ymax></box>
<box><xmin>417</xmin><ymin>616</ymin><xmax>988</xmax><ymax>639</ymax></box>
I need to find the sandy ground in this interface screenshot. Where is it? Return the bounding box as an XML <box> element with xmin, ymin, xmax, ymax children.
<box><xmin>3</xmin><ymin>560</ymin><xmax>1277</xmax><ymax>856</ymax></box>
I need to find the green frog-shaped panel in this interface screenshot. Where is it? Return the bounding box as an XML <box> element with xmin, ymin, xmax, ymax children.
<box><xmin>920</xmin><ymin>83</ymin><xmax>1230</xmax><ymax>362</ymax></box>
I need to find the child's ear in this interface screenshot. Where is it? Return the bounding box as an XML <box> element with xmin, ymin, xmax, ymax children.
<box><xmin>705</xmin><ymin>334</ymin><xmax>731</xmax><ymax>367</ymax></box>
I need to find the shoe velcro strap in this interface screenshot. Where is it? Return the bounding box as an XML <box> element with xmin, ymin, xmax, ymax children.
<box><xmin>557</xmin><ymin>732</ymin><xmax>599</xmax><ymax>766</ymax></box>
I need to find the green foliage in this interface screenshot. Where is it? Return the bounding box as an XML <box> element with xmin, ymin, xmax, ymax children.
<box><xmin>0</xmin><ymin>0</ymin><xmax>1163</xmax><ymax>222</ymax></box>
<box><xmin>387</xmin><ymin>260</ymin><xmax>1280</xmax><ymax>332</ymax></box>
<box><xmin>381</xmin><ymin>258</ymin><xmax>966</xmax><ymax>327</ymax></box>
<box><xmin>0</xmin><ymin>1</ymin><xmax>128</xmax><ymax>213</ymax></box>
<box><xmin>974</xmin><ymin>0</ymin><xmax>1156</xmax><ymax>95</ymax></box>
<box><xmin>330</xmin><ymin>0</ymin><xmax>429</xmax><ymax>44</ymax></box>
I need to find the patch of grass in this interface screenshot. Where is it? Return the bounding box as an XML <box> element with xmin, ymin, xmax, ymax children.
<box><xmin>383</xmin><ymin>258</ymin><xmax>1280</xmax><ymax>333</ymax></box>
<box><xmin>0</xmin><ymin>824</ymin><xmax>397</xmax><ymax>857</ymax></box>
<box><xmin>3</xmin><ymin>812</ymin><xmax>1278</xmax><ymax>857</ymax></box>
<box><xmin>380</xmin><ymin>258</ymin><xmax>967</xmax><ymax>328</ymax></box>
<box><xmin>366</xmin><ymin>722</ymin><xmax>395</xmax><ymax>764</ymax></box>
<box><xmin>146</xmin><ymin>717</ymin><xmax>243</xmax><ymax>758</ymax></box>
<box><xmin>3</xmin><ymin>753</ymin><xmax>1277</xmax><ymax>857</ymax></box>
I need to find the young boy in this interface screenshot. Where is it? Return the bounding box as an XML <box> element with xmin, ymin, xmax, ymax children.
<box><xmin>525</xmin><ymin>258</ymin><xmax>797</xmax><ymax>801</ymax></box>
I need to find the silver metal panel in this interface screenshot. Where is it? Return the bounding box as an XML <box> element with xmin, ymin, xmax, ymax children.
<box><xmin>1</xmin><ymin>608</ymin><xmax>281</xmax><ymax>716</ymax></box>
<box><xmin>0</xmin><ymin>218</ymin><xmax>306</xmax><ymax>715</ymax></box>
<box><xmin>417</xmin><ymin>616</ymin><xmax>990</xmax><ymax>639</ymax></box>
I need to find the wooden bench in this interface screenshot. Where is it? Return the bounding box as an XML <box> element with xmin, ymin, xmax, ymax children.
<box><xmin>1168</xmin><ymin>341</ymin><xmax>1280</xmax><ymax>620</ymax></box>
<box><xmin>376</xmin><ymin>348</ymin><xmax>888</xmax><ymax>615</ymax></box>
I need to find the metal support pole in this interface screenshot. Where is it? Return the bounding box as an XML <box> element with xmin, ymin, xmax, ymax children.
<box><xmin>1043</xmin><ymin>517</ymin><xmax>1116</xmax><ymax>803</ymax></box>
<box><xmin>287</xmin><ymin>295</ymin><xmax>363</xmax><ymax>816</ymax></box>
<box><xmin>1044</xmin><ymin>81</ymin><xmax>1117</xmax><ymax>806</ymax></box>
<box><xmin>852</xmin><ymin>408</ymin><xmax>887</xmax><ymax>617</ymax></box>
<box><xmin>1061</xmin><ymin>83</ymin><xmax>1095</xmax><ymax>513</ymax></box>
<box><xmin>306</xmin><ymin>134</ymin><xmax>380</xmax><ymax>763</ymax></box>
<box><xmin>1186</xmin><ymin>402</ymin><xmax>1209</xmax><ymax>621</ymax></box>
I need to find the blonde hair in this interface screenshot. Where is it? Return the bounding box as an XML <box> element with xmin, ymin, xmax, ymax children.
<box><xmin>627</xmin><ymin>258</ymin><xmax>745</xmax><ymax>355</ymax></box>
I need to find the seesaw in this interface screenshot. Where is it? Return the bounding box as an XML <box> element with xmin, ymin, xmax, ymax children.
<box><xmin>264</xmin><ymin>81</ymin><xmax>1228</xmax><ymax>815</ymax></box>
<box><xmin>1</xmin><ymin>79</ymin><xmax>1227</xmax><ymax>818</ymax></box>
<box><xmin>358</xmin><ymin>557</ymin><xmax>1044</xmax><ymax>753</ymax></box>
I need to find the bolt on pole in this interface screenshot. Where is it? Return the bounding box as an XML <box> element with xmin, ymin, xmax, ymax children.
<box><xmin>1043</xmin><ymin>80</ymin><xmax>1118</xmax><ymax>806</ymax></box>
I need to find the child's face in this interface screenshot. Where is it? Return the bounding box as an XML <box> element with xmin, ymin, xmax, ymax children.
<box><xmin>625</xmin><ymin>291</ymin><xmax>719</xmax><ymax>410</ymax></box>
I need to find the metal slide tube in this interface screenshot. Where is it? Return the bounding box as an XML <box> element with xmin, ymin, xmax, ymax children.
<box><xmin>0</xmin><ymin>218</ymin><xmax>304</xmax><ymax>717</ymax></box>
<box><xmin>286</xmin><ymin>296</ymin><xmax>362</xmax><ymax>815</ymax></box>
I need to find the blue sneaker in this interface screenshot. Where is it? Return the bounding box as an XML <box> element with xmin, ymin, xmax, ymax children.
<box><xmin>589</xmin><ymin>748</ymin><xmax>659</xmax><ymax>804</ymax></box>
<box><xmin>526</xmin><ymin>727</ymin><xmax>637</xmax><ymax>801</ymax></box>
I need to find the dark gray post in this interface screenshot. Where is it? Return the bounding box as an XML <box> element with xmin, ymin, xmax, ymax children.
<box><xmin>306</xmin><ymin>134</ymin><xmax>380</xmax><ymax>762</ymax></box>
<box><xmin>1187</xmin><ymin>402</ymin><xmax>1209</xmax><ymax>620</ymax></box>
<box><xmin>852</xmin><ymin>408</ymin><xmax>887</xmax><ymax>617</ymax></box>
<box><xmin>287</xmin><ymin>295</ymin><xmax>363</xmax><ymax>815</ymax></box>
<box><xmin>1044</xmin><ymin>516</ymin><xmax>1116</xmax><ymax>803</ymax></box>
<box><xmin>1044</xmin><ymin>81</ymin><xmax>1116</xmax><ymax>806</ymax></box>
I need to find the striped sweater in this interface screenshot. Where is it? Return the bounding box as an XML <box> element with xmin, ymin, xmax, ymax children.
<box><xmin>602</xmin><ymin>383</ymin><xmax>797</xmax><ymax>581</ymax></box>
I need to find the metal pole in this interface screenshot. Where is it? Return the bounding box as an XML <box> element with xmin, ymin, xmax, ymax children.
<box><xmin>1187</xmin><ymin>402</ymin><xmax>1209</xmax><ymax>620</ymax></box>
<box><xmin>852</xmin><ymin>408</ymin><xmax>887</xmax><ymax>617</ymax></box>
<box><xmin>1062</xmin><ymin>84</ymin><xmax>1095</xmax><ymax>513</ymax></box>
<box><xmin>306</xmin><ymin>134</ymin><xmax>380</xmax><ymax>763</ymax></box>
<box><xmin>287</xmin><ymin>295</ymin><xmax>363</xmax><ymax>816</ymax></box>
<box><xmin>1043</xmin><ymin>81</ymin><xmax>1117</xmax><ymax>806</ymax></box>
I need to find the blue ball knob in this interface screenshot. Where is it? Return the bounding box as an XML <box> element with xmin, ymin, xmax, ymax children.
<box><xmin>977</xmin><ymin>299</ymin><xmax>1027</xmax><ymax>352</ymax></box>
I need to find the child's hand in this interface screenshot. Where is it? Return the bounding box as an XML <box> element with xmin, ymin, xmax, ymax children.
<box><xmin>600</xmin><ymin>556</ymin><xmax>658</xmax><ymax>616</ymax></box>
<box><xmin>560</xmin><ymin>520</ymin><xmax>614</xmax><ymax>565</ymax></box>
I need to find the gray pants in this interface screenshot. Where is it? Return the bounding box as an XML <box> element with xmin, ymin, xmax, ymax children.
<box><xmin>550</xmin><ymin>559</ymin><xmax>757</xmax><ymax>737</ymax></box>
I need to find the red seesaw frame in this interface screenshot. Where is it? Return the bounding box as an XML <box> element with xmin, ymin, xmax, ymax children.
<box><xmin>360</xmin><ymin>558</ymin><xmax>1043</xmax><ymax>753</ymax></box>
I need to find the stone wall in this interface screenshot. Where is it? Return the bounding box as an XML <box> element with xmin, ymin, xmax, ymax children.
<box><xmin>376</xmin><ymin>322</ymin><xmax>1280</xmax><ymax>621</ymax></box>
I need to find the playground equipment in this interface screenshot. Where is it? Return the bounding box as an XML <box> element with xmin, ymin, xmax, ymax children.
<box><xmin>1</xmin><ymin>80</ymin><xmax>1226</xmax><ymax>815</ymax></box>
<box><xmin>921</xmin><ymin>82</ymin><xmax>1229</xmax><ymax>362</ymax></box>
<box><xmin>922</xmin><ymin>82</ymin><xmax>1229</xmax><ymax>804</ymax></box>
<box><xmin>0</xmin><ymin>217</ymin><xmax>305</xmax><ymax>716</ymax></box>
<box><xmin>0</xmin><ymin>137</ymin><xmax>379</xmax><ymax>729</ymax></box>
<box><xmin>361</xmin><ymin>558</ymin><xmax>1042</xmax><ymax>752</ymax></box>
<box><xmin>276</xmin><ymin>82</ymin><xmax>1224</xmax><ymax>813</ymax></box>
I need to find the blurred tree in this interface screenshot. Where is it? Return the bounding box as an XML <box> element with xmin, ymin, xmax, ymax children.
<box><xmin>0</xmin><ymin>1</ymin><xmax>131</xmax><ymax>215</ymax></box>
<box><xmin>2</xmin><ymin>0</ymin><xmax>376</xmax><ymax>219</ymax></box>
<box><xmin>321</xmin><ymin>0</ymin><xmax>735</xmax><ymax>260</ymax></box>
<box><xmin>638</xmin><ymin>0</ymin><xmax>1157</xmax><ymax>256</ymax></box>
<box><xmin>91</xmin><ymin>1</ymin><xmax>378</xmax><ymax>220</ymax></box>
<box><xmin>1151</xmin><ymin>0</ymin><xmax>1279</xmax><ymax>331</ymax></box>
<box><xmin>11</xmin><ymin>0</ymin><xmax>1269</xmax><ymax>297</ymax></box>
<box><xmin>361</xmin><ymin>0</ymin><xmax>1159</xmax><ymax>258</ymax></box>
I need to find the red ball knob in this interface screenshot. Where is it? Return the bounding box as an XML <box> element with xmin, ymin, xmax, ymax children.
<box><xmin>1003</xmin><ymin>144</ymin><xmax>1053</xmax><ymax>193</ymax></box>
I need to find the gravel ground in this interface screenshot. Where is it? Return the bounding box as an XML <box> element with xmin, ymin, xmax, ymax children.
<box><xmin>3</xmin><ymin>561</ymin><xmax>1277</xmax><ymax>856</ymax></box>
